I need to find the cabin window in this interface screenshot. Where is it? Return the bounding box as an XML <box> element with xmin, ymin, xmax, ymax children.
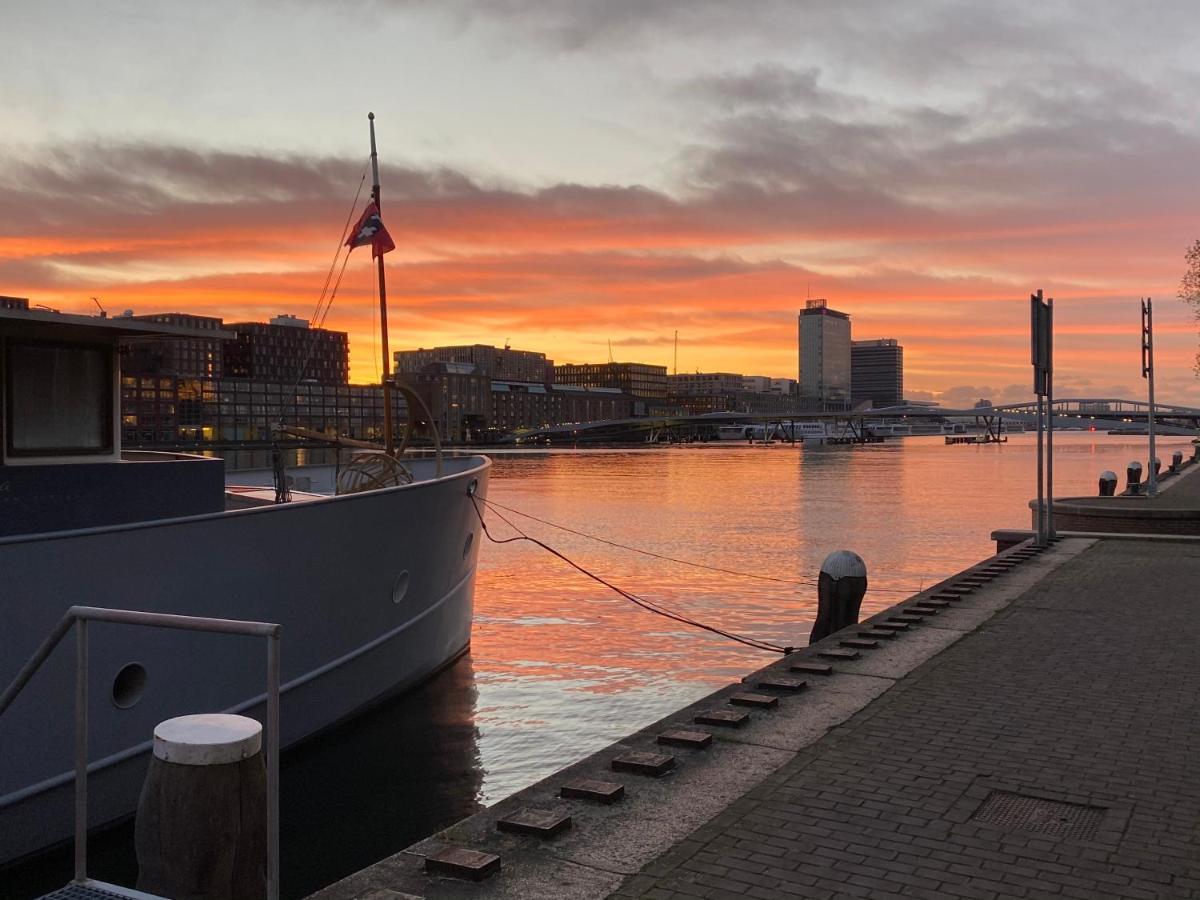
<box><xmin>5</xmin><ymin>341</ymin><xmax>113</xmax><ymax>455</ymax></box>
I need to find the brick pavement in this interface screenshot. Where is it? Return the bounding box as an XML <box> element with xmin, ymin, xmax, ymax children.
<box><xmin>613</xmin><ymin>538</ymin><xmax>1200</xmax><ymax>900</ymax></box>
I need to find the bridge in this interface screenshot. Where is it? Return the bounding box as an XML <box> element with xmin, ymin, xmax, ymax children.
<box><xmin>505</xmin><ymin>397</ymin><xmax>1200</xmax><ymax>444</ymax></box>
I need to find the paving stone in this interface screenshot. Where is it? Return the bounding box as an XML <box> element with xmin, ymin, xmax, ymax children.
<box><xmin>888</xmin><ymin>614</ymin><xmax>924</xmax><ymax>624</ymax></box>
<box><xmin>657</xmin><ymin>729</ymin><xmax>713</xmax><ymax>749</ymax></box>
<box><xmin>872</xmin><ymin>622</ymin><xmax>910</xmax><ymax>632</ymax></box>
<box><xmin>915</xmin><ymin>599</ymin><xmax>951</xmax><ymax>608</ymax></box>
<box><xmin>839</xmin><ymin>638</ymin><xmax>879</xmax><ymax>649</ymax></box>
<box><xmin>612</xmin><ymin>750</ymin><xmax>675</xmax><ymax>777</ymax></box>
<box><xmin>424</xmin><ymin>846</ymin><xmax>500</xmax><ymax>881</ymax></box>
<box><xmin>560</xmin><ymin>778</ymin><xmax>625</xmax><ymax>804</ymax></box>
<box><xmin>729</xmin><ymin>691</ymin><xmax>779</xmax><ymax>709</ymax></box>
<box><xmin>904</xmin><ymin>606</ymin><xmax>940</xmax><ymax>616</ymax></box>
<box><xmin>754</xmin><ymin>675</ymin><xmax>809</xmax><ymax>691</ymax></box>
<box><xmin>790</xmin><ymin>662</ymin><xmax>834</xmax><ymax>675</ymax></box>
<box><xmin>818</xmin><ymin>648</ymin><xmax>860</xmax><ymax>660</ymax></box>
<box><xmin>943</xmin><ymin>585</ymin><xmax>975</xmax><ymax>595</ymax></box>
<box><xmin>695</xmin><ymin>708</ymin><xmax>750</xmax><ymax>728</ymax></box>
<box><xmin>496</xmin><ymin>807</ymin><xmax>572</xmax><ymax>838</ymax></box>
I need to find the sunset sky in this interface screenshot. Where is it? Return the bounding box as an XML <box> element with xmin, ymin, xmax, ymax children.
<box><xmin>3</xmin><ymin>1</ymin><xmax>1200</xmax><ymax>404</ymax></box>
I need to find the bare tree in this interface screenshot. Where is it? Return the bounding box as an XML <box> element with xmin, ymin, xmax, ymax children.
<box><xmin>1180</xmin><ymin>240</ymin><xmax>1200</xmax><ymax>374</ymax></box>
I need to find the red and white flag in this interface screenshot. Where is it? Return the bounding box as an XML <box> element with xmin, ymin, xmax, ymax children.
<box><xmin>345</xmin><ymin>201</ymin><xmax>396</xmax><ymax>258</ymax></box>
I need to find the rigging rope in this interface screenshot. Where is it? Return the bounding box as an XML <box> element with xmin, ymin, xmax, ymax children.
<box><xmin>470</xmin><ymin>494</ymin><xmax>793</xmax><ymax>654</ymax></box>
<box><xmin>283</xmin><ymin>165</ymin><xmax>370</xmax><ymax>428</ymax></box>
<box><xmin>477</xmin><ymin>497</ymin><xmax>925</xmax><ymax>594</ymax></box>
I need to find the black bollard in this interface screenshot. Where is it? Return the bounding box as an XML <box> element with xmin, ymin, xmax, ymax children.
<box><xmin>1171</xmin><ymin>450</ymin><xmax>1183</xmax><ymax>474</ymax></box>
<box><xmin>1125</xmin><ymin>461</ymin><xmax>1143</xmax><ymax>496</ymax></box>
<box><xmin>1098</xmin><ymin>471</ymin><xmax>1117</xmax><ymax>496</ymax></box>
<box><xmin>1151</xmin><ymin>457</ymin><xmax>1161</xmax><ymax>479</ymax></box>
<box><xmin>809</xmin><ymin>550</ymin><xmax>868</xmax><ymax>644</ymax></box>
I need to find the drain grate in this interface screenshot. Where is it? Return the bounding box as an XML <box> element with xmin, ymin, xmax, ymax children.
<box><xmin>971</xmin><ymin>790</ymin><xmax>1106</xmax><ymax>839</ymax></box>
<box><xmin>38</xmin><ymin>886</ymin><xmax>137</xmax><ymax>900</ymax></box>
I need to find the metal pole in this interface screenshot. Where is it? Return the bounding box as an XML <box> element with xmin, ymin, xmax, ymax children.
<box><xmin>1036</xmin><ymin>394</ymin><xmax>1045</xmax><ymax>545</ymax></box>
<box><xmin>266</xmin><ymin>634</ymin><xmax>281</xmax><ymax>900</ymax></box>
<box><xmin>1046</xmin><ymin>298</ymin><xmax>1054</xmax><ymax>537</ymax></box>
<box><xmin>1145</xmin><ymin>298</ymin><xmax>1157</xmax><ymax>497</ymax></box>
<box><xmin>369</xmin><ymin>112</ymin><xmax>395</xmax><ymax>456</ymax></box>
<box><xmin>74</xmin><ymin>619</ymin><xmax>88</xmax><ymax>884</ymax></box>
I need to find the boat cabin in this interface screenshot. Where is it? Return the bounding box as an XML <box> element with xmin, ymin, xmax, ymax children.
<box><xmin>0</xmin><ymin>307</ymin><xmax>235</xmax><ymax>536</ymax></box>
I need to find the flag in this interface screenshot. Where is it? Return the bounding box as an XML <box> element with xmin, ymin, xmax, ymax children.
<box><xmin>345</xmin><ymin>201</ymin><xmax>396</xmax><ymax>258</ymax></box>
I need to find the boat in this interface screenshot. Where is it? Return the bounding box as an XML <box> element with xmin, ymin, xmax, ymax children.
<box><xmin>0</xmin><ymin>117</ymin><xmax>490</xmax><ymax>867</ymax></box>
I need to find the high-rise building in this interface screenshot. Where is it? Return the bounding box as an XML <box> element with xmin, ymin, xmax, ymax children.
<box><xmin>395</xmin><ymin>344</ymin><xmax>554</xmax><ymax>384</ymax></box>
<box><xmin>851</xmin><ymin>339</ymin><xmax>904</xmax><ymax>408</ymax></box>
<box><xmin>798</xmin><ymin>299</ymin><xmax>851</xmax><ymax>406</ymax></box>
<box><xmin>554</xmin><ymin>362</ymin><xmax>668</xmax><ymax>400</ymax></box>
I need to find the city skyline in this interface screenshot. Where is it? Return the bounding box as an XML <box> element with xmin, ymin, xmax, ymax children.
<box><xmin>3</xmin><ymin>3</ymin><xmax>1200</xmax><ymax>404</ymax></box>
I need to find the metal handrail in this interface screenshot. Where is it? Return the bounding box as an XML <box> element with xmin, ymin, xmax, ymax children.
<box><xmin>0</xmin><ymin>606</ymin><xmax>281</xmax><ymax>900</ymax></box>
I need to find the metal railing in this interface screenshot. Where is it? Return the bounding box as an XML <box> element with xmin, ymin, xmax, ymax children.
<box><xmin>0</xmin><ymin>606</ymin><xmax>281</xmax><ymax>900</ymax></box>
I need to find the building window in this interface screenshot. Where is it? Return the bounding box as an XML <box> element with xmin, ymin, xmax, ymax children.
<box><xmin>6</xmin><ymin>341</ymin><xmax>113</xmax><ymax>456</ymax></box>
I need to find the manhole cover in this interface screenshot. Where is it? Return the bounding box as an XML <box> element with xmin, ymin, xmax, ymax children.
<box><xmin>971</xmin><ymin>790</ymin><xmax>1105</xmax><ymax>839</ymax></box>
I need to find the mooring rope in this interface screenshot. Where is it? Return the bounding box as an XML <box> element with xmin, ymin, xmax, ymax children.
<box><xmin>470</xmin><ymin>494</ymin><xmax>794</xmax><ymax>654</ymax></box>
<box><xmin>477</xmin><ymin>496</ymin><xmax>924</xmax><ymax>594</ymax></box>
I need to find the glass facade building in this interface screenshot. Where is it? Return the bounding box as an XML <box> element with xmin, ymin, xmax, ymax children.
<box><xmin>851</xmin><ymin>339</ymin><xmax>904</xmax><ymax>408</ymax></box>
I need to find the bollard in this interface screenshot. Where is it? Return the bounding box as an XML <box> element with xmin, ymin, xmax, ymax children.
<box><xmin>1171</xmin><ymin>450</ymin><xmax>1183</xmax><ymax>474</ymax></box>
<box><xmin>1098</xmin><ymin>471</ymin><xmax>1117</xmax><ymax>496</ymax></box>
<box><xmin>809</xmin><ymin>550</ymin><xmax>868</xmax><ymax>644</ymax></box>
<box><xmin>1125</xmin><ymin>461</ymin><xmax>1143</xmax><ymax>496</ymax></box>
<box><xmin>136</xmin><ymin>714</ymin><xmax>266</xmax><ymax>900</ymax></box>
<box><xmin>1150</xmin><ymin>457</ymin><xmax>1161</xmax><ymax>479</ymax></box>
<box><xmin>1193</xmin><ymin>442</ymin><xmax>1200</xmax><ymax>462</ymax></box>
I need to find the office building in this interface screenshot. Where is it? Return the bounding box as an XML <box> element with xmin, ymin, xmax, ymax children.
<box><xmin>743</xmin><ymin>376</ymin><xmax>797</xmax><ymax>395</ymax></box>
<box><xmin>395</xmin><ymin>344</ymin><xmax>553</xmax><ymax>384</ymax></box>
<box><xmin>554</xmin><ymin>362</ymin><xmax>668</xmax><ymax>400</ymax></box>
<box><xmin>851</xmin><ymin>339</ymin><xmax>904</xmax><ymax>408</ymax></box>
<box><xmin>124</xmin><ymin>312</ymin><xmax>225</xmax><ymax>379</ymax></box>
<box><xmin>225</xmin><ymin>314</ymin><xmax>349</xmax><ymax>385</ymax></box>
<box><xmin>668</xmin><ymin>372</ymin><xmax>745</xmax><ymax>397</ymax></box>
<box><xmin>798</xmin><ymin>299</ymin><xmax>851</xmax><ymax>407</ymax></box>
<box><xmin>0</xmin><ymin>296</ymin><xmax>29</xmax><ymax>310</ymax></box>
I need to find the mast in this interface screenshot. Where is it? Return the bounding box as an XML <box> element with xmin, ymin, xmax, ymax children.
<box><xmin>368</xmin><ymin>112</ymin><xmax>395</xmax><ymax>455</ymax></box>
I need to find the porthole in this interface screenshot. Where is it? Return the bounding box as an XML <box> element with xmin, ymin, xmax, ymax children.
<box><xmin>111</xmin><ymin>663</ymin><xmax>147</xmax><ymax>709</ymax></box>
<box><xmin>463</xmin><ymin>532</ymin><xmax>474</xmax><ymax>559</ymax></box>
<box><xmin>392</xmin><ymin>570</ymin><xmax>411</xmax><ymax>605</ymax></box>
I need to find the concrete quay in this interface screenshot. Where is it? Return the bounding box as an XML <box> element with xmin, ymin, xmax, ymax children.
<box><xmin>1032</xmin><ymin>447</ymin><xmax>1200</xmax><ymax>536</ymax></box>
<box><xmin>308</xmin><ymin>529</ymin><xmax>1200</xmax><ymax>900</ymax></box>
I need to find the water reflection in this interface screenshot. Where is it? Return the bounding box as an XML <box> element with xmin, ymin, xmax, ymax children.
<box><xmin>280</xmin><ymin>653</ymin><xmax>483</xmax><ymax>898</ymax></box>
<box><xmin>468</xmin><ymin>434</ymin><xmax>1195</xmax><ymax>803</ymax></box>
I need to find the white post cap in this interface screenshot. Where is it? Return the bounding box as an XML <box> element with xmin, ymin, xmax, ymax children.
<box><xmin>153</xmin><ymin>714</ymin><xmax>263</xmax><ymax>766</ymax></box>
<box><xmin>820</xmin><ymin>550</ymin><xmax>867</xmax><ymax>580</ymax></box>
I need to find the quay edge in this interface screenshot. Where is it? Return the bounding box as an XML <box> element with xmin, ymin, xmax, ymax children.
<box><xmin>308</xmin><ymin>538</ymin><xmax>1090</xmax><ymax>900</ymax></box>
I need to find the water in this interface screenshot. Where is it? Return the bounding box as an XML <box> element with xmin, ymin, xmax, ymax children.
<box><xmin>4</xmin><ymin>433</ymin><xmax>1187</xmax><ymax>898</ymax></box>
